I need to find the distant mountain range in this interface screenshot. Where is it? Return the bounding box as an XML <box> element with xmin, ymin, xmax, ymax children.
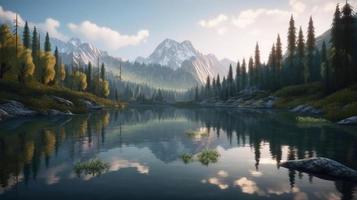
<box><xmin>50</xmin><ymin>37</ymin><xmax>234</xmax><ymax>89</ymax></box>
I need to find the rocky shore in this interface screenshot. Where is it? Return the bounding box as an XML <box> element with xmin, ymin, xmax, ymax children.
<box><xmin>0</xmin><ymin>96</ymin><xmax>104</xmax><ymax>122</ymax></box>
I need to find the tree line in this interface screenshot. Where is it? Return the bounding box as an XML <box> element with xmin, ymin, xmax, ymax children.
<box><xmin>0</xmin><ymin>20</ymin><xmax>110</xmax><ymax>98</ymax></box>
<box><xmin>191</xmin><ymin>2</ymin><xmax>357</xmax><ymax>101</ymax></box>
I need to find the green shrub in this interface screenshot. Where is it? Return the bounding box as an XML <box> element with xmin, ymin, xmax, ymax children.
<box><xmin>197</xmin><ymin>149</ymin><xmax>220</xmax><ymax>166</ymax></box>
<box><xmin>74</xmin><ymin>159</ymin><xmax>110</xmax><ymax>177</ymax></box>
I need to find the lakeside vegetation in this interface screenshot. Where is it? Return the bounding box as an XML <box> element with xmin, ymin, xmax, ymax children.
<box><xmin>0</xmin><ymin>19</ymin><xmax>121</xmax><ymax>113</ymax></box>
<box><xmin>0</xmin><ymin>80</ymin><xmax>122</xmax><ymax>113</ymax></box>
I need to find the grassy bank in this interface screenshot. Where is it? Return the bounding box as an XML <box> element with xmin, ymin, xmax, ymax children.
<box><xmin>0</xmin><ymin>80</ymin><xmax>124</xmax><ymax>114</ymax></box>
<box><xmin>274</xmin><ymin>82</ymin><xmax>357</xmax><ymax>121</ymax></box>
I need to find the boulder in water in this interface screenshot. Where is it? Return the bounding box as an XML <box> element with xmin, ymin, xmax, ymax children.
<box><xmin>338</xmin><ymin>116</ymin><xmax>357</xmax><ymax>125</ymax></box>
<box><xmin>280</xmin><ymin>157</ymin><xmax>357</xmax><ymax>182</ymax></box>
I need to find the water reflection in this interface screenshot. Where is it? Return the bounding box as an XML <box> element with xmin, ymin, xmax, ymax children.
<box><xmin>0</xmin><ymin>107</ymin><xmax>356</xmax><ymax>199</ymax></box>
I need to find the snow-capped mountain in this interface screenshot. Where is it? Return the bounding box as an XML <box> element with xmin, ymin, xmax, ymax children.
<box><xmin>51</xmin><ymin>37</ymin><xmax>109</xmax><ymax>66</ymax></box>
<box><xmin>137</xmin><ymin>38</ymin><xmax>234</xmax><ymax>83</ymax></box>
<box><xmin>136</xmin><ymin>39</ymin><xmax>200</xmax><ymax>70</ymax></box>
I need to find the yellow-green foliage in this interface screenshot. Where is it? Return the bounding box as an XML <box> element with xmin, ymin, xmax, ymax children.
<box><xmin>18</xmin><ymin>49</ymin><xmax>35</xmax><ymax>78</ymax></box>
<box><xmin>0</xmin><ymin>24</ymin><xmax>35</xmax><ymax>82</ymax></box>
<box><xmin>40</xmin><ymin>52</ymin><xmax>56</xmax><ymax>85</ymax></box>
<box><xmin>73</xmin><ymin>71</ymin><xmax>87</xmax><ymax>91</ymax></box>
<box><xmin>60</xmin><ymin>64</ymin><xmax>66</xmax><ymax>81</ymax></box>
<box><xmin>94</xmin><ymin>78</ymin><xmax>110</xmax><ymax>97</ymax></box>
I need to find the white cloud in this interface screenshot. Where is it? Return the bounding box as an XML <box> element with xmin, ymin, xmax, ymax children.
<box><xmin>0</xmin><ymin>6</ymin><xmax>67</xmax><ymax>41</ymax></box>
<box><xmin>199</xmin><ymin>14</ymin><xmax>228</xmax><ymax>28</ymax></box>
<box><xmin>68</xmin><ymin>21</ymin><xmax>149</xmax><ymax>50</ymax></box>
<box><xmin>290</xmin><ymin>0</ymin><xmax>306</xmax><ymax>13</ymax></box>
<box><xmin>0</xmin><ymin>6</ymin><xmax>25</xmax><ymax>25</ymax></box>
<box><xmin>34</xmin><ymin>18</ymin><xmax>68</xmax><ymax>41</ymax></box>
<box><xmin>232</xmin><ymin>9</ymin><xmax>290</xmax><ymax>28</ymax></box>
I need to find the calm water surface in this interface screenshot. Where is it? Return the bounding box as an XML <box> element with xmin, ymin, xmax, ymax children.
<box><xmin>0</xmin><ymin>107</ymin><xmax>356</xmax><ymax>200</ymax></box>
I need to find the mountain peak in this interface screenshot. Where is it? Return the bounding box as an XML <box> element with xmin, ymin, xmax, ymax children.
<box><xmin>137</xmin><ymin>38</ymin><xmax>200</xmax><ymax>70</ymax></box>
<box><xmin>68</xmin><ymin>38</ymin><xmax>82</xmax><ymax>47</ymax></box>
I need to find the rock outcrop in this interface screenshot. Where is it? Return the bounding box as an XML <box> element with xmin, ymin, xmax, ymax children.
<box><xmin>280</xmin><ymin>157</ymin><xmax>357</xmax><ymax>182</ymax></box>
<box><xmin>290</xmin><ymin>104</ymin><xmax>322</xmax><ymax>115</ymax></box>
<box><xmin>81</xmin><ymin>99</ymin><xmax>104</xmax><ymax>110</ymax></box>
<box><xmin>337</xmin><ymin>116</ymin><xmax>357</xmax><ymax>125</ymax></box>
<box><xmin>51</xmin><ymin>96</ymin><xmax>74</xmax><ymax>106</ymax></box>
<box><xmin>0</xmin><ymin>100</ymin><xmax>37</xmax><ymax>121</ymax></box>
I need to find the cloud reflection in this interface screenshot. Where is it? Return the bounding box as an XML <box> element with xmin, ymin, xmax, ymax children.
<box><xmin>109</xmin><ymin>160</ymin><xmax>149</xmax><ymax>174</ymax></box>
<box><xmin>234</xmin><ymin>177</ymin><xmax>265</xmax><ymax>196</ymax></box>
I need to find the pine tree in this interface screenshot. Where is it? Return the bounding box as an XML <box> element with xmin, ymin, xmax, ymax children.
<box><xmin>227</xmin><ymin>64</ymin><xmax>233</xmax><ymax>97</ymax></box>
<box><xmin>22</xmin><ymin>21</ymin><xmax>31</xmax><ymax>49</ymax></box>
<box><xmin>44</xmin><ymin>32</ymin><xmax>51</xmax><ymax>52</ymax></box>
<box><xmin>101</xmin><ymin>63</ymin><xmax>105</xmax><ymax>80</ymax></box>
<box><xmin>341</xmin><ymin>2</ymin><xmax>356</xmax><ymax>84</ymax></box>
<box><xmin>297</xmin><ymin>27</ymin><xmax>305</xmax><ymax>84</ymax></box>
<box><xmin>306</xmin><ymin>17</ymin><xmax>318</xmax><ymax>82</ymax></box>
<box><xmin>330</xmin><ymin>4</ymin><xmax>343</xmax><ymax>90</ymax></box>
<box><xmin>275</xmin><ymin>35</ymin><xmax>283</xmax><ymax>88</ymax></box>
<box><xmin>216</xmin><ymin>74</ymin><xmax>221</xmax><ymax>91</ymax></box>
<box><xmin>287</xmin><ymin>15</ymin><xmax>297</xmax><ymax>84</ymax></box>
<box><xmin>54</xmin><ymin>47</ymin><xmax>59</xmax><ymax>84</ymax></box>
<box><xmin>268</xmin><ymin>44</ymin><xmax>277</xmax><ymax>90</ymax></box>
<box><xmin>248</xmin><ymin>57</ymin><xmax>254</xmax><ymax>87</ymax></box>
<box><xmin>235</xmin><ymin>61</ymin><xmax>241</xmax><ymax>92</ymax></box>
<box><xmin>241</xmin><ymin>59</ymin><xmax>247</xmax><ymax>89</ymax></box>
<box><xmin>254</xmin><ymin>43</ymin><xmax>261</xmax><ymax>87</ymax></box>
<box><xmin>321</xmin><ymin>41</ymin><xmax>330</xmax><ymax>91</ymax></box>
<box><xmin>31</xmin><ymin>27</ymin><xmax>38</xmax><ymax>65</ymax></box>
<box><xmin>87</xmin><ymin>62</ymin><xmax>92</xmax><ymax>92</ymax></box>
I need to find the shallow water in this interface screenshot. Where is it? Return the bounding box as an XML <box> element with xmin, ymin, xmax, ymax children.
<box><xmin>0</xmin><ymin>107</ymin><xmax>356</xmax><ymax>200</ymax></box>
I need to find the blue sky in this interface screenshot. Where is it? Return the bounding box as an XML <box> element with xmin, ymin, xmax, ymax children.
<box><xmin>0</xmin><ymin>0</ymin><xmax>354</xmax><ymax>62</ymax></box>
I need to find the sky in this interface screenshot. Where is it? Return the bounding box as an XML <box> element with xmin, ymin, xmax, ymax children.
<box><xmin>0</xmin><ymin>0</ymin><xmax>355</xmax><ymax>63</ymax></box>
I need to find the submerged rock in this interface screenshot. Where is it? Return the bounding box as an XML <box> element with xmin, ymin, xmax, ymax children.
<box><xmin>338</xmin><ymin>116</ymin><xmax>357</xmax><ymax>125</ymax></box>
<box><xmin>280</xmin><ymin>157</ymin><xmax>357</xmax><ymax>182</ymax></box>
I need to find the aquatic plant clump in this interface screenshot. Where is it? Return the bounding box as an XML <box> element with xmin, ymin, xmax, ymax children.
<box><xmin>181</xmin><ymin>153</ymin><xmax>194</xmax><ymax>164</ymax></box>
<box><xmin>180</xmin><ymin>149</ymin><xmax>220</xmax><ymax>166</ymax></box>
<box><xmin>197</xmin><ymin>149</ymin><xmax>220</xmax><ymax>166</ymax></box>
<box><xmin>74</xmin><ymin>159</ymin><xmax>110</xmax><ymax>177</ymax></box>
<box><xmin>296</xmin><ymin>116</ymin><xmax>329</xmax><ymax>123</ymax></box>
